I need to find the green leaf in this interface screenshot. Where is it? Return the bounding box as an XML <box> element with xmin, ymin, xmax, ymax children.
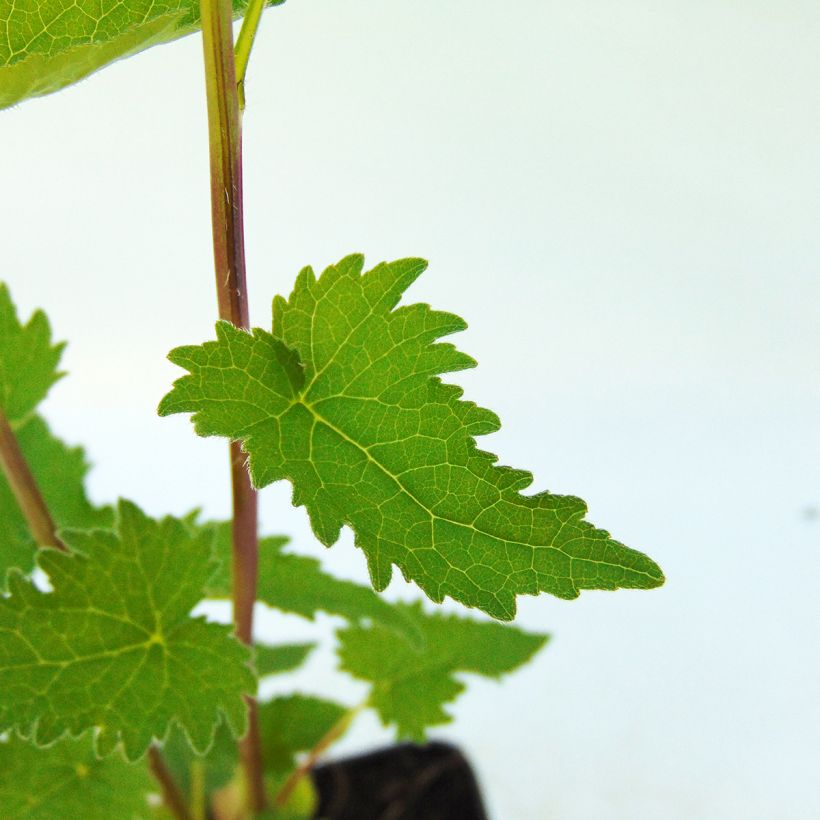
<box><xmin>160</xmin><ymin>255</ymin><xmax>665</xmax><ymax>620</ymax></box>
<box><xmin>0</xmin><ymin>0</ymin><xmax>285</xmax><ymax>110</ymax></box>
<box><xmin>0</xmin><ymin>732</ymin><xmax>153</xmax><ymax>819</ymax></box>
<box><xmin>0</xmin><ymin>284</ymin><xmax>111</xmax><ymax>584</ymax></box>
<box><xmin>255</xmin><ymin>642</ymin><xmax>315</xmax><ymax>678</ymax></box>
<box><xmin>258</xmin><ymin>695</ymin><xmax>349</xmax><ymax>777</ymax></box>
<box><xmin>0</xmin><ymin>500</ymin><xmax>255</xmax><ymax>761</ymax></box>
<box><xmin>0</xmin><ymin>283</ymin><xmax>64</xmax><ymax>422</ymax></box>
<box><xmin>0</xmin><ymin>414</ymin><xmax>114</xmax><ymax>589</ymax></box>
<box><xmin>161</xmin><ymin>719</ymin><xmax>238</xmax><ymax>804</ymax></box>
<box><xmin>200</xmin><ymin>522</ymin><xmax>421</xmax><ymax>643</ymax></box>
<box><xmin>337</xmin><ymin>601</ymin><xmax>547</xmax><ymax>741</ymax></box>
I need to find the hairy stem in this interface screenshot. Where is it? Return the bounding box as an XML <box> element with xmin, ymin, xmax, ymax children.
<box><xmin>199</xmin><ymin>0</ymin><xmax>265</xmax><ymax>810</ymax></box>
<box><xmin>234</xmin><ymin>0</ymin><xmax>266</xmax><ymax>110</ymax></box>
<box><xmin>274</xmin><ymin>703</ymin><xmax>365</xmax><ymax>808</ymax></box>
<box><xmin>149</xmin><ymin>746</ymin><xmax>194</xmax><ymax>820</ymax></box>
<box><xmin>0</xmin><ymin>409</ymin><xmax>65</xmax><ymax>551</ymax></box>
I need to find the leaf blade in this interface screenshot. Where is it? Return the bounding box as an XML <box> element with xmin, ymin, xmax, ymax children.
<box><xmin>0</xmin><ymin>0</ymin><xmax>285</xmax><ymax>109</ymax></box>
<box><xmin>255</xmin><ymin>642</ymin><xmax>315</xmax><ymax>678</ymax></box>
<box><xmin>338</xmin><ymin>601</ymin><xmax>548</xmax><ymax>741</ymax></box>
<box><xmin>0</xmin><ymin>284</ymin><xmax>64</xmax><ymax>422</ymax></box>
<box><xmin>258</xmin><ymin>694</ymin><xmax>349</xmax><ymax>777</ymax></box>
<box><xmin>161</xmin><ymin>256</ymin><xmax>665</xmax><ymax>619</ymax></box>
<box><xmin>0</xmin><ymin>500</ymin><xmax>255</xmax><ymax>761</ymax></box>
<box><xmin>0</xmin><ymin>732</ymin><xmax>153</xmax><ymax>819</ymax></box>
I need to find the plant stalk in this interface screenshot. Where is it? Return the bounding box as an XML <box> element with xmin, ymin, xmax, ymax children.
<box><xmin>199</xmin><ymin>0</ymin><xmax>266</xmax><ymax>810</ymax></box>
<box><xmin>0</xmin><ymin>409</ymin><xmax>66</xmax><ymax>551</ymax></box>
<box><xmin>148</xmin><ymin>746</ymin><xmax>195</xmax><ymax>820</ymax></box>
<box><xmin>234</xmin><ymin>0</ymin><xmax>266</xmax><ymax>110</ymax></box>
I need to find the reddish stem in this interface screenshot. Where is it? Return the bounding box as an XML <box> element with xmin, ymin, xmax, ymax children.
<box><xmin>149</xmin><ymin>746</ymin><xmax>194</xmax><ymax>820</ymax></box>
<box><xmin>0</xmin><ymin>409</ymin><xmax>66</xmax><ymax>551</ymax></box>
<box><xmin>199</xmin><ymin>0</ymin><xmax>265</xmax><ymax>810</ymax></box>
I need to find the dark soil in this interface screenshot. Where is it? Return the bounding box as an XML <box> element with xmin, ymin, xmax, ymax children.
<box><xmin>311</xmin><ymin>742</ymin><xmax>489</xmax><ymax>820</ymax></box>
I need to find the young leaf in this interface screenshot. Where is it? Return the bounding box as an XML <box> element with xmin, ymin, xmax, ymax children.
<box><xmin>0</xmin><ymin>500</ymin><xmax>255</xmax><ymax>761</ymax></box>
<box><xmin>0</xmin><ymin>732</ymin><xmax>153</xmax><ymax>819</ymax></box>
<box><xmin>255</xmin><ymin>642</ymin><xmax>316</xmax><ymax>678</ymax></box>
<box><xmin>258</xmin><ymin>695</ymin><xmax>349</xmax><ymax>777</ymax></box>
<box><xmin>0</xmin><ymin>414</ymin><xmax>113</xmax><ymax>588</ymax></box>
<box><xmin>200</xmin><ymin>522</ymin><xmax>421</xmax><ymax>642</ymax></box>
<box><xmin>160</xmin><ymin>255</ymin><xmax>665</xmax><ymax>620</ymax></box>
<box><xmin>0</xmin><ymin>283</ymin><xmax>64</xmax><ymax>422</ymax></box>
<box><xmin>0</xmin><ymin>0</ymin><xmax>285</xmax><ymax>110</ymax></box>
<box><xmin>337</xmin><ymin>601</ymin><xmax>547</xmax><ymax>741</ymax></box>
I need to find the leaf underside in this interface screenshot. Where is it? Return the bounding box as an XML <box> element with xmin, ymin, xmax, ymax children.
<box><xmin>338</xmin><ymin>601</ymin><xmax>547</xmax><ymax>740</ymax></box>
<box><xmin>0</xmin><ymin>0</ymin><xmax>285</xmax><ymax>109</ymax></box>
<box><xmin>0</xmin><ymin>500</ymin><xmax>255</xmax><ymax>761</ymax></box>
<box><xmin>160</xmin><ymin>255</ymin><xmax>665</xmax><ymax>620</ymax></box>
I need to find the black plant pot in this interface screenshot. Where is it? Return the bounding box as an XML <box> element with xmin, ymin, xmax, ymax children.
<box><xmin>311</xmin><ymin>742</ymin><xmax>489</xmax><ymax>820</ymax></box>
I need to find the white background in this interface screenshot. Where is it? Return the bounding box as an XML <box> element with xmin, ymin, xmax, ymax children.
<box><xmin>3</xmin><ymin>2</ymin><xmax>820</xmax><ymax>818</ymax></box>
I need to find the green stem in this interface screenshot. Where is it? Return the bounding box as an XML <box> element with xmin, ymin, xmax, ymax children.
<box><xmin>199</xmin><ymin>0</ymin><xmax>266</xmax><ymax>811</ymax></box>
<box><xmin>234</xmin><ymin>0</ymin><xmax>266</xmax><ymax>110</ymax></box>
<box><xmin>274</xmin><ymin>703</ymin><xmax>366</xmax><ymax>808</ymax></box>
<box><xmin>0</xmin><ymin>408</ymin><xmax>65</xmax><ymax>552</ymax></box>
<box><xmin>190</xmin><ymin>759</ymin><xmax>206</xmax><ymax>820</ymax></box>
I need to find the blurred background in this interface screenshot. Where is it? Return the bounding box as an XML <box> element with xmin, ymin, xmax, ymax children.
<box><xmin>2</xmin><ymin>1</ymin><xmax>819</xmax><ymax>817</ymax></box>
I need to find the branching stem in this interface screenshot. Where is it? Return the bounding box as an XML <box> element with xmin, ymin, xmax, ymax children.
<box><xmin>234</xmin><ymin>0</ymin><xmax>266</xmax><ymax>110</ymax></box>
<box><xmin>199</xmin><ymin>0</ymin><xmax>266</xmax><ymax>810</ymax></box>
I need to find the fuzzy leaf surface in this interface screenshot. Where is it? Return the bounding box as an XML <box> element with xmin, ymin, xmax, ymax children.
<box><xmin>0</xmin><ymin>414</ymin><xmax>113</xmax><ymax>588</ymax></box>
<box><xmin>0</xmin><ymin>732</ymin><xmax>153</xmax><ymax>819</ymax></box>
<box><xmin>0</xmin><ymin>283</ymin><xmax>64</xmax><ymax>421</ymax></box>
<box><xmin>0</xmin><ymin>0</ymin><xmax>284</xmax><ymax>109</ymax></box>
<box><xmin>0</xmin><ymin>500</ymin><xmax>255</xmax><ymax>760</ymax></box>
<box><xmin>201</xmin><ymin>523</ymin><xmax>420</xmax><ymax>641</ymax></box>
<box><xmin>338</xmin><ymin>601</ymin><xmax>547</xmax><ymax>740</ymax></box>
<box><xmin>161</xmin><ymin>255</ymin><xmax>665</xmax><ymax>619</ymax></box>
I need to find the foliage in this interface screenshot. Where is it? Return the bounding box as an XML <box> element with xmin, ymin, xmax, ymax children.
<box><xmin>0</xmin><ymin>0</ymin><xmax>284</xmax><ymax>109</ymax></box>
<box><xmin>0</xmin><ymin>283</ymin><xmax>64</xmax><ymax>421</ymax></box>
<box><xmin>0</xmin><ymin>0</ymin><xmax>664</xmax><ymax>812</ymax></box>
<box><xmin>0</xmin><ymin>249</ymin><xmax>661</xmax><ymax>812</ymax></box>
<box><xmin>338</xmin><ymin>601</ymin><xmax>547</xmax><ymax>741</ymax></box>
<box><xmin>0</xmin><ymin>289</ymin><xmax>112</xmax><ymax>584</ymax></box>
<box><xmin>0</xmin><ymin>732</ymin><xmax>153</xmax><ymax>819</ymax></box>
<box><xmin>0</xmin><ymin>499</ymin><xmax>255</xmax><ymax>760</ymax></box>
<box><xmin>200</xmin><ymin>521</ymin><xmax>421</xmax><ymax>641</ymax></box>
<box><xmin>0</xmin><ymin>415</ymin><xmax>113</xmax><ymax>586</ymax></box>
<box><xmin>161</xmin><ymin>255</ymin><xmax>664</xmax><ymax>619</ymax></box>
